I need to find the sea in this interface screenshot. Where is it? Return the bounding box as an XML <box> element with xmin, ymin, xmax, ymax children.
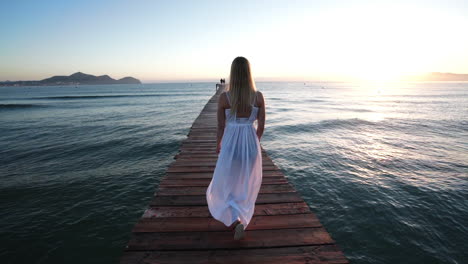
<box><xmin>0</xmin><ymin>82</ymin><xmax>467</xmax><ymax>264</ymax></box>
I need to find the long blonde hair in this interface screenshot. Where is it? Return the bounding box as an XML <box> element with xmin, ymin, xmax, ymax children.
<box><xmin>228</xmin><ymin>57</ymin><xmax>257</xmax><ymax>115</ymax></box>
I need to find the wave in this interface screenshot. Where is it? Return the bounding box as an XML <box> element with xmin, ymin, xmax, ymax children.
<box><xmin>36</xmin><ymin>94</ymin><xmax>166</xmax><ymax>99</ymax></box>
<box><xmin>271</xmin><ymin>118</ymin><xmax>468</xmax><ymax>136</ymax></box>
<box><xmin>271</xmin><ymin>118</ymin><xmax>377</xmax><ymax>134</ymax></box>
<box><xmin>304</xmin><ymin>99</ymin><xmax>327</xmax><ymax>103</ymax></box>
<box><xmin>0</xmin><ymin>104</ymin><xmax>47</xmax><ymax>109</ymax></box>
<box><xmin>369</xmin><ymin>99</ymin><xmax>451</xmax><ymax>105</ymax></box>
<box><xmin>36</xmin><ymin>93</ymin><xmax>203</xmax><ymax>100</ymax></box>
<box><xmin>327</xmin><ymin>107</ymin><xmax>373</xmax><ymax>113</ymax></box>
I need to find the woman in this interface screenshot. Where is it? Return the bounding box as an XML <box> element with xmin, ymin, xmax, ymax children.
<box><xmin>206</xmin><ymin>57</ymin><xmax>266</xmax><ymax>240</ymax></box>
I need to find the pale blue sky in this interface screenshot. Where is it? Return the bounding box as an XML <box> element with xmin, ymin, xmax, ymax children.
<box><xmin>1</xmin><ymin>0</ymin><xmax>467</xmax><ymax>82</ymax></box>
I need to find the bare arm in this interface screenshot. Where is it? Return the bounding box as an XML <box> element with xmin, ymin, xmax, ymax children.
<box><xmin>256</xmin><ymin>91</ymin><xmax>266</xmax><ymax>140</ymax></box>
<box><xmin>216</xmin><ymin>92</ymin><xmax>227</xmax><ymax>153</ymax></box>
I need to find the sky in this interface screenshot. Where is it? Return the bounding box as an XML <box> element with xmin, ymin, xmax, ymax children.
<box><xmin>1</xmin><ymin>0</ymin><xmax>468</xmax><ymax>82</ymax></box>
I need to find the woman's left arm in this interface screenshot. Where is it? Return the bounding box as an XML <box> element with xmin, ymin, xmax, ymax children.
<box><xmin>256</xmin><ymin>91</ymin><xmax>266</xmax><ymax>140</ymax></box>
<box><xmin>216</xmin><ymin>93</ymin><xmax>227</xmax><ymax>153</ymax></box>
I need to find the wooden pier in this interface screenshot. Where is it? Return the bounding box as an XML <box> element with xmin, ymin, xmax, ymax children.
<box><xmin>120</xmin><ymin>88</ymin><xmax>348</xmax><ymax>264</ymax></box>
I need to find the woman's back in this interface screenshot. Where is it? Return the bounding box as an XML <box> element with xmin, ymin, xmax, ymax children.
<box><xmin>224</xmin><ymin>91</ymin><xmax>259</xmax><ymax>121</ymax></box>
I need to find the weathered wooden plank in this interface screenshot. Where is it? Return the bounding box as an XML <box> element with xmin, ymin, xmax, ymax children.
<box><xmin>175</xmin><ymin>151</ymin><xmax>267</xmax><ymax>156</ymax></box>
<box><xmin>150</xmin><ymin>192</ymin><xmax>304</xmax><ymax>206</ymax></box>
<box><xmin>170</xmin><ymin>160</ymin><xmax>275</xmax><ymax>167</ymax></box>
<box><xmin>178</xmin><ymin>148</ymin><xmax>254</xmax><ymax>153</ymax></box>
<box><xmin>157</xmin><ymin>184</ymin><xmax>295</xmax><ymax>196</ymax></box>
<box><xmin>158</xmin><ymin>177</ymin><xmax>288</xmax><ymax>187</ymax></box>
<box><xmin>167</xmin><ymin>165</ymin><xmax>278</xmax><ymax>173</ymax></box>
<box><xmin>174</xmin><ymin>154</ymin><xmax>269</xmax><ymax>159</ymax></box>
<box><xmin>133</xmin><ymin>213</ymin><xmax>321</xmax><ymax>232</ymax></box>
<box><xmin>142</xmin><ymin>202</ymin><xmax>311</xmax><ymax>218</ymax></box>
<box><xmin>126</xmin><ymin>227</ymin><xmax>334</xmax><ymax>250</ymax></box>
<box><xmin>120</xmin><ymin>245</ymin><xmax>348</xmax><ymax>264</ymax></box>
<box><xmin>176</xmin><ymin>149</ymin><xmax>268</xmax><ymax>153</ymax></box>
<box><xmin>174</xmin><ymin>156</ymin><xmax>270</xmax><ymax>161</ymax></box>
<box><xmin>165</xmin><ymin>170</ymin><xmax>284</xmax><ymax>179</ymax></box>
<box><xmin>183</xmin><ymin>137</ymin><xmax>217</xmax><ymax>140</ymax></box>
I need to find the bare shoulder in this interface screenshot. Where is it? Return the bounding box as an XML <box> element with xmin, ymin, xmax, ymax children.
<box><xmin>219</xmin><ymin>91</ymin><xmax>227</xmax><ymax>101</ymax></box>
<box><xmin>218</xmin><ymin>91</ymin><xmax>229</xmax><ymax>107</ymax></box>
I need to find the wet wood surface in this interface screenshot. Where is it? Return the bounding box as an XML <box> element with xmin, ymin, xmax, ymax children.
<box><xmin>120</xmin><ymin>87</ymin><xmax>348</xmax><ymax>263</ymax></box>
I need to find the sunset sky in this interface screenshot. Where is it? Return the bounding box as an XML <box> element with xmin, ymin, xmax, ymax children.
<box><xmin>1</xmin><ymin>0</ymin><xmax>467</xmax><ymax>82</ymax></box>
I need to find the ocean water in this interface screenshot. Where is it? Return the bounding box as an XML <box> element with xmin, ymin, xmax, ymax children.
<box><xmin>0</xmin><ymin>82</ymin><xmax>467</xmax><ymax>264</ymax></box>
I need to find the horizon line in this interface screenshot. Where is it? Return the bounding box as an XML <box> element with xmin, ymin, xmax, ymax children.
<box><xmin>2</xmin><ymin>72</ymin><xmax>468</xmax><ymax>83</ymax></box>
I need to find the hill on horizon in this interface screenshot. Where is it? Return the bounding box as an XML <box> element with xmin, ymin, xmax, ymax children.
<box><xmin>404</xmin><ymin>72</ymin><xmax>468</xmax><ymax>81</ymax></box>
<box><xmin>0</xmin><ymin>72</ymin><xmax>141</xmax><ymax>86</ymax></box>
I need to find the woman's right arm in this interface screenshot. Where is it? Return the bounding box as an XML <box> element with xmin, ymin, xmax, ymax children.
<box><xmin>256</xmin><ymin>91</ymin><xmax>266</xmax><ymax>140</ymax></box>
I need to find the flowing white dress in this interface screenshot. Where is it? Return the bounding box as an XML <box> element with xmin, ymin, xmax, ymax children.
<box><xmin>206</xmin><ymin>91</ymin><xmax>263</xmax><ymax>228</ymax></box>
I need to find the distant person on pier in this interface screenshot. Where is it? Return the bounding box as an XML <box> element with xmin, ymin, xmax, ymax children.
<box><xmin>216</xmin><ymin>78</ymin><xmax>227</xmax><ymax>91</ymax></box>
<box><xmin>206</xmin><ymin>56</ymin><xmax>266</xmax><ymax>240</ymax></box>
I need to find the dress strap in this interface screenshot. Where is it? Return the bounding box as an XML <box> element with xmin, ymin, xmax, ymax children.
<box><xmin>225</xmin><ymin>91</ymin><xmax>231</xmax><ymax>106</ymax></box>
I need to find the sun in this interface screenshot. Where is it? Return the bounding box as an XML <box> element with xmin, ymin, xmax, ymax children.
<box><xmin>297</xmin><ymin>4</ymin><xmax>458</xmax><ymax>83</ymax></box>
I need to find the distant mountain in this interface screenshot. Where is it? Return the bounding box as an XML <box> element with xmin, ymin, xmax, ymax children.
<box><xmin>406</xmin><ymin>72</ymin><xmax>468</xmax><ymax>81</ymax></box>
<box><xmin>0</xmin><ymin>72</ymin><xmax>141</xmax><ymax>86</ymax></box>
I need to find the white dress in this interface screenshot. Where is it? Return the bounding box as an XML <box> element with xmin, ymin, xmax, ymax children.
<box><xmin>206</xmin><ymin>91</ymin><xmax>263</xmax><ymax>228</ymax></box>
